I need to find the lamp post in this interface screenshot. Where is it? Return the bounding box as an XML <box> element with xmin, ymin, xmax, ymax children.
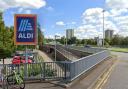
<box><xmin>54</xmin><ymin>35</ymin><xmax>60</xmax><ymax>61</ymax></box>
<box><xmin>102</xmin><ymin>9</ymin><xmax>105</xmax><ymax>47</ymax></box>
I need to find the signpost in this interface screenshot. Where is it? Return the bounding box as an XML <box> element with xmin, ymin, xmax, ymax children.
<box><xmin>14</xmin><ymin>14</ymin><xmax>37</xmax><ymax>77</ymax></box>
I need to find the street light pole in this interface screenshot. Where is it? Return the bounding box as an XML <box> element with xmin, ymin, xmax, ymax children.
<box><xmin>54</xmin><ymin>35</ymin><xmax>60</xmax><ymax>61</ymax></box>
<box><xmin>102</xmin><ymin>9</ymin><xmax>105</xmax><ymax>47</ymax></box>
<box><xmin>55</xmin><ymin>35</ymin><xmax>57</xmax><ymax>61</ymax></box>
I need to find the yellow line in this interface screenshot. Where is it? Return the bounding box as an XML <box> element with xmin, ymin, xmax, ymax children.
<box><xmin>94</xmin><ymin>59</ymin><xmax>119</xmax><ymax>89</ymax></box>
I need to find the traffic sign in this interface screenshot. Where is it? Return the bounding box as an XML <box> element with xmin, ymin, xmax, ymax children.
<box><xmin>14</xmin><ymin>14</ymin><xmax>37</xmax><ymax>45</ymax></box>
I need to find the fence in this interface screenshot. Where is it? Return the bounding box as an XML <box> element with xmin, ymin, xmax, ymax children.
<box><xmin>1</xmin><ymin>61</ymin><xmax>70</xmax><ymax>81</ymax></box>
<box><xmin>67</xmin><ymin>46</ymin><xmax>106</xmax><ymax>53</ymax></box>
<box><xmin>69</xmin><ymin>50</ymin><xmax>110</xmax><ymax>81</ymax></box>
<box><xmin>0</xmin><ymin>48</ymin><xmax>110</xmax><ymax>82</ymax></box>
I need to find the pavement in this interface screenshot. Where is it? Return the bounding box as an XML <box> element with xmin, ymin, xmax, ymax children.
<box><xmin>36</xmin><ymin>50</ymin><xmax>53</xmax><ymax>62</ymax></box>
<box><xmin>0</xmin><ymin>58</ymin><xmax>12</xmax><ymax>64</ymax></box>
<box><xmin>102</xmin><ymin>52</ymin><xmax>128</xmax><ymax>89</ymax></box>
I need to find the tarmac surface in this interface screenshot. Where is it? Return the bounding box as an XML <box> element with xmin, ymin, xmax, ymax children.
<box><xmin>102</xmin><ymin>52</ymin><xmax>128</xmax><ymax>89</ymax></box>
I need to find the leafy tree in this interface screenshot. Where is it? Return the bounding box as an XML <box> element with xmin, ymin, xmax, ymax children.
<box><xmin>38</xmin><ymin>23</ymin><xmax>44</xmax><ymax>46</ymax></box>
<box><xmin>68</xmin><ymin>37</ymin><xmax>77</xmax><ymax>44</ymax></box>
<box><xmin>81</xmin><ymin>39</ymin><xmax>86</xmax><ymax>45</ymax></box>
<box><xmin>111</xmin><ymin>35</ymin><xmax>123</xmax><ymax>46</ymax></box>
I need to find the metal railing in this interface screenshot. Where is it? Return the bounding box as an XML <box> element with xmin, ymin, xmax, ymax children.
<box><xmin>1</xmin><ymin>61</ymin><xmax>71</xmax><ymax>81</ymax></box>
<box><xmin>67</xmin><ymin>46</ymin><xmax>106</xmax><ymax>53</ymax></box>
<box><xmin>69</xmin><ymin>50</ymin><xmax>110</xmax><ymax>81</ymax></box>
<box><xmin>0</xmin><ymin>47</ymin><xmax>110</xmax><ymax>82</ymax></box>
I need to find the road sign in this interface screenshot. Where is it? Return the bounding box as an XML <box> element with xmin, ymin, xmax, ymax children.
<box><xmin>14</xmin><ymin>14</ymin><xmax>37</xmax><ymax>45</ymax></box>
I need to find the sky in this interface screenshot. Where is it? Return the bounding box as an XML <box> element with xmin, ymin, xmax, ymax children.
<box><xmin>1</xmin><ymin>0</ymin><xmax>128</xmax><ymax>39</ymax></box>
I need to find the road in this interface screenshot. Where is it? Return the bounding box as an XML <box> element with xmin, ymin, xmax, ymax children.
<box><xmin>102</xmin><ymin>52</ymin><xmax>128</xmax><ymax>89</ymax></box>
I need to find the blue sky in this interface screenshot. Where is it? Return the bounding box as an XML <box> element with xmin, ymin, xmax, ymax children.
<box><xmin>1</xmin><ymin>0</ymin><xmax>128</xmax><ymax>38</ymax></box>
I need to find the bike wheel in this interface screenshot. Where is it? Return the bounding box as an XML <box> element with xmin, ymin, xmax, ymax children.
<box><xmin>19</xmin><ymin>81</ymin><xmax>25</xmax><ymax>89</ymax></box>
<box><xmin>7</xmin><ymin>74</ymin><xmax>16</xmax><ymax>85</ymax></box>
<box><xmin>17</xmin><ymin>75</ymin><xmax>25</xmax><ymax>89</ymax></box>
<box><xmin>3</xmin><ymin>78</ymin><xmax>8</xmax><ymax>89</ymax></box>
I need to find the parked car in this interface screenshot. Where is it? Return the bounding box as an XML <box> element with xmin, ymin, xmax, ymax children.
<box><xmin>12</xmin><ymin>56</ymin><xmax>32</xmax><ymax>64</ymax></box>
<box><xmin>22</xmin><ymin>53</ymin><xmax>34</xmax><ymax>60</ymax></box>
<box><xmin>84</xmin><ymin>45</ymin><xmax>91</xmax><ymax>48</ymax></box>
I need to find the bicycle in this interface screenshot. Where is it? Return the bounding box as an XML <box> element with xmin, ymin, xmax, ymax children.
<box><xmin>7</xmin><ymin>66</ymin><xmax>25</xmax><ymax>89</ymax></box>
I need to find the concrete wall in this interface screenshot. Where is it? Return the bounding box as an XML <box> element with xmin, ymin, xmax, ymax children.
<box><xmin>39</xmin><ymin>45</ymin><xmax>70</xmax><ymax>61</ymax></box>
<box><xmin>60</xmin><ymin>46</ymin><xmax>92</xmax><ymax>58</ymax></box>
<box><xmin>39</xmin><ymin>45</ymin><xmax>92</xmax><ymax>61</ymax></box>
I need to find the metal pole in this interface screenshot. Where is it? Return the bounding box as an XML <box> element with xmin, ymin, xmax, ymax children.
<box><xmin>64</xmin><ymin>36</ymin><xmax>65</xmax><ymax>46</ymax></box>
<box><xmin>25</xmin><ymin>46</ymin><xmax>28</xmax><ymax>77</ymax></box>
<box><xmin>103</xmin><ymin>9</ymin><xmax>105</xmax><ymax>47</ymax></box>
<box><xmin>66</xmin><ymin>36</ymin><xmax>67</xmax><ymax>46</ymax></box>
<box><xmin>25</xmin><ymin>46</ymin><xmax>28</xmax><ymax>63</ymax></box>
<box><xmin>2</xmin><ymin>58</ymin><xmax>4</xmax><ymax>89</ymax></box>
<box><xmin>55</xmin><ymin>36</ymin><xmax>56</xmax><ymax>61</ymax></box>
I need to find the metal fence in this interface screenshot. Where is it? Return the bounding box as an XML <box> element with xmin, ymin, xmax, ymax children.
<box><xmin>69</xmin><ymin>50</ymin><xmax>110</xmax><ymax>81</ymax></box>
<box><xmin>67</xmin><ymin>46</ymin><xmax>106</xmax><ymax>53</ymax></box>
<box><xmin>1</xmin><ymin>61</ymin><xmax>71</xmax><ymax>81</ymax></box>
<box><xmin>0</xmin><ymin>48</ymin><xmax>110</xmax><ymax>82</ymax></box>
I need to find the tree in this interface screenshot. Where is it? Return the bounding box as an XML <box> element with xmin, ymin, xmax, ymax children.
<box><xmin>68</xmin><ymin>37</ymin><xmax>77</xmax><ymax>44</ymax></box>
<box><xmin>86</xmin><ymin>39</ymin><xmax>96</xmax><ymax>45</ymax></box>
<box><xmin>59</xmin><ymin>36</ymin><xmax>65</xmax><ymax>45</ymax></box>
<box><xmin>76</xmin><ymin>39</ymin><xmax>81</xmax><ymax>46</ymax></box>
<box><xmin>0</xmin><ymin>13</ymin><xmax>14</xmax><ymax>58</ymax></box>
<box><xmin>121</xmin><ymin>36</ymin><xmax>128</xmax><ymax>46</ymax></box>
<box><xmin>111</xmin><ymin>35</ymin><xmax>123</xmax><ymax>46</ymax></box>
<box><xmin>81</xmin><ymin>39</ymin><xmax>86</xmax><ymax>45</ymax></box>
<box><xmin>38</xmin><ymin>23</ymin><xmax>44</xmax><ymax>46</ymax></box>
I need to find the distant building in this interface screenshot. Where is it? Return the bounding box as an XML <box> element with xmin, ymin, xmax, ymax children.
<box><xmin>105</xmin><ymin>29</ymin><xmax>114</xmax><ymax>39</ymax></box>
<box><xmin>95</xmin><ymin>37</ymin><xmax>102</xmax><ymax>46</ymax></box>
<box><xmin>66</xmin><ymin>29</ymin><xmax>74</xmax><ymax>39</ymax></box>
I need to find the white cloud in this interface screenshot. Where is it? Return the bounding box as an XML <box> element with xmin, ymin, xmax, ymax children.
<box><xmin>75</xmin><ymin>7</ymin><xmax>125</xmax><ymax>39</ymax></box>
<box><xmin>17</xmin><ymin>8</ymin><xmax>31</xmax><ymax>14</ymax></box>
<box><xmin>0</xmin><ymin>0</ymin><xmax>46</xmax><ymax>11</ymax></box>
<box><xmin>41</xmin><ymin>28</ymin><xmax>45</xmax><ymax>32</ymax></box>
<box><xmin>45</xmin><ymin>35</ymin><xmax>54</xmax><ymax>39</ymax></box>
<box><xmin>55</xmin><ymin>33</ymin><xmax>62</xmax><ymax>38</ymax></box>
<box><xmin>56</xmin><ymin>21</ymin><xmax>65</xmax><ymax>26</ymax></box>
<box><xmin>25</xmin><ymin>9</ymin><xmax>31</xmax><ymax>14</ymax></box>
<box><xmin>45</xmin><ymin>33</ymin><xmax>62</xmax><ymax>39</ymax></box>
<box><xmin>82</xmin><ymin>8</ymin><xmax>103</xmax><ymax>16</ymax></box>
<box><xmin>106</xmin><ymin>0</ymin><xmax>128</xmax><ymax>9</ymax></box>
<box><xmin>18</xmin><ymin>8</ymin><xmax>23</xmax><ymax>13</ymax></box>
<box><xmin>110</xmin><ymin>8</ymin><xmax>128</xmax><ymax>16</ymax></box>
<box><xmin>46</xmin><ymin>6</ymin><xmax>54</xmax><ymax>11</ymax></box>
<box><xmin>71</xmin><ymin>22</ymin><xmax>76</xmax><ymax>25</ymax></box>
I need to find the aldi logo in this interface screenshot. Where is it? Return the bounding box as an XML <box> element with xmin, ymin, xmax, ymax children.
<box><xmin>14</xmin><ymin>14</ymin><xmax>37</xmax><ymax>45</ymax></box>
<box><xmin>18</xmin><ymin>19</ymin><xmax>33</xmax><ymax>31</ymax></box>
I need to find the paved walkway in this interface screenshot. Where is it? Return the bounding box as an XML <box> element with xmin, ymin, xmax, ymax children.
<box><xmin>36</xmin><ymin>50</ymin><xmax>53</xmax><ymax>62</ymax></box>
<box><xmin>26</xmin><ymin>82</ymin><xmax>64</xmax><ymax>89</ymax></box>
<box><xmin>103</xmin><ymin>52</ymin><xmax>128</xmax><ymax>89</ymax></box>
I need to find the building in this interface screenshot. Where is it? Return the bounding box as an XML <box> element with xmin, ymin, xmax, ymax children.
<box><xmin>95</xmin><ymin>37</ymin><xmax>102</xmax><ymax>46</ymax></box>
<box><xmin>105</xmin><ymin>29</ymin><xmax>114</xmax><ymax>39</ymax></box>
<box><xmin>66</xmin><ymin>29</ymin><xmax>74</xmax><ymax>39</ymax></box>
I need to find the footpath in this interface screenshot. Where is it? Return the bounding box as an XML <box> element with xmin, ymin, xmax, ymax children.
<box><xmin>102</xmin><ymin>52</ymin><xmax>128</xmax><ymax>89</ymax></box>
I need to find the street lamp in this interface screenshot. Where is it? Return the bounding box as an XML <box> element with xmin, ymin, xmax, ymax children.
<box><xmin>102</xmin><ymin>9</ymin><xmax>105</xmax><ymax>47</ymax></box>
<box><xmin>54</xmin><ymin>35</ymin><xmax>60</xmax><ymax>61</ymax></box>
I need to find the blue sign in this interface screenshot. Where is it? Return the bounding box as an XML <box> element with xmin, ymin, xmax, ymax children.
<box><xmin>14</xmin><ymin>14</ymin><xmax>37</xmax><ymax>45</ymax></box>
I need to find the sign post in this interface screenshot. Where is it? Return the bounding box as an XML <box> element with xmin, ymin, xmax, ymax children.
<box><xmin>14</xmin><ymin>14</ymin><xmax>37</xmax><ymax>77</ymax></box>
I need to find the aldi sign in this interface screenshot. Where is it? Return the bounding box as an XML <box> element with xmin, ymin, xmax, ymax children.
<box><xmin>14</xmin><ymin>14</ymin><xmax>37</xmax><ymax>45</ymax></box>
